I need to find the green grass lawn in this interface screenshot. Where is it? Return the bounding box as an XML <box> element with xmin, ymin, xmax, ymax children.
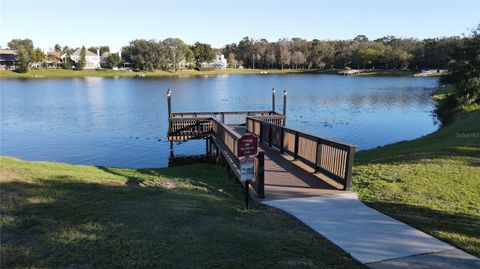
<box><xmin>0</xmin><ymin>68</ymin><xmax>424</xmax><ymax>79</ymax></box>
<box><xmin>0</xmin><ymin>68</ymin><xmax>336</xmax><ymax>79</ymax></box>
<box><xmin>353</xmin><ymin>108</ymin><xmax>480</xmax><ymax>257</ymax></box>
<box><xmin>357</xmin><ymin>69</ymin><xmax>416</xmax><ymax>76</ymax></box>
<box><xmin>0</xmin><ymin>157</ymin><xmax>363</xmax><ymax>268</ymax></box>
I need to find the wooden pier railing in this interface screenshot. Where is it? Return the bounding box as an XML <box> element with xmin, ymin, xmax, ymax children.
<box><xmin>210</xmin><ymin>117</ymin><xmax>265</xmax><ymax>198</ymax></box>
<box><xmin>168</xmin><ymin>117</ymin><xmax>212</xmax><ymax>141</ymax></box>
<box><xmin>246</xmin><ymin>116</ymin><xmax>356</xmax><ymax>190</ymax></box>
<box><xmin>168</xmin><ymin>111</ymin><xmax>285</xmax><ymax>140</ymax></box>
<box><xmin>171</xmin><ymin>111</ymin><xmax>282</xmax><ymax>126</ymax></box>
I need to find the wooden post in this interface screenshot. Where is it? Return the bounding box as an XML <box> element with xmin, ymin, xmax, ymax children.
<box><xmin>294</xmin><ymin>131</ymin><xmax>299</xmax><ymax>160</ymax></box>
<box><xmin>268</xmin><ymin>124</ymin><xmax>272</xmax><ymax>147</ymax></box>
<box><xmin>283</xmin><ymin>90</ymin><xmax>287</xmax><ymax>126</ymax></box>
<box><xmin>205</xmin><ymin>138</ymin><xmax>209</xmax><ymax>158</ymax></box>
<box><xmin>169</xmin><ymin>140</ymin><xmax>174</xmax><ymax>160</ymax></box>
<box><xmin>167</xmin><ymin>89</ymin><xmax>172</xmax><ymax>131</ymax></box>
<box><xmin>167</xmin><ymin>89</ymin><xmax>172</xmax><ymax>118</ymax></box>
<box><xmin>344</xmin><ymin>146</ymin><xmax>356</xmax><ymax>191</ymax></box>
<box><xmin>272</xmin><ymin>88</ymin><xmax>275</xmax><ymax>112</ymax></box>
<box><xmin>244</xmin><ymin>180</ymin><xmax>250</xmax><ymax>210</ymax></box>
<box><xmin>314</xmin><ymin>138</ymin><xmax>321</xmax><ymax>172</ymax></box>
<box><xmin>256</xmin><ymin>151</ymin><xmax>265</xmax><ymax>199</ymax></box>
<box><xmin>280</xmin><ymin>128</ymin><xmax>284</xmax><ymax>153</ymax></box>
<box><xmin>209</xmin><ymin>137</ymin><xmax>213</xmax><ymax>157</ymax></box>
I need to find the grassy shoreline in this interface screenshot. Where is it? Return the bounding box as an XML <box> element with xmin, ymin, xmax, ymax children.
<box><xmin>0</xmin><ymin>68</ymin><xmax>432</xmax><ymax>79</ymax></box>
<box><xmin>354</xmin><ymin>89</ymin><xmax>480</xmax><ymax>258</ymax></box>
<box><xmin>0</xmin><ymin>157</ymin><xmax>362</xmax><ymax>268</ymax></box>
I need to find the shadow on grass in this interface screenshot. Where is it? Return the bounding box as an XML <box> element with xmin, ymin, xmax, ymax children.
<box><xmin>1</xmin><ymin>173</ymin><xmax>363</xmax><ymax>268</ymax></box>
<box><xmin>363</xmin><ymin>200</ymin><xmax>480</xmax><ymax>257</ymax></box>
<box><xmin>96</xmin><ymin>165</ymin><xmax>239</xmax><ymax>198</ymax></box>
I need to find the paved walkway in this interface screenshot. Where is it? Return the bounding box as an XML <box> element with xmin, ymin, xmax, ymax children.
<box><xmin>233</xmin><ymin>126</ymin><xmax>479</xmax><ymax>267</ymax></box>
<box><xmin>264</xmin><ymin>193</ymin><xmax>480</xmax><ymax>268</ymax></box>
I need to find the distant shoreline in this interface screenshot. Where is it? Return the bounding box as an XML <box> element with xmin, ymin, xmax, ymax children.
<box><xmin>0</xmin><ymin>68</ymin><xmax>442</xmax><ymax>79</ymax></box>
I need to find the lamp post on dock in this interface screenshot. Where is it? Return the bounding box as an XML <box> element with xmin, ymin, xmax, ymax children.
<box><xmin>272</xmin><ymin>88</ymin><xmax>275</xmax><ymax>112</ymax></box>
<box><xmin>167</xmin><ymin>89</ymin><xmax>174</xmax><ymax>160</ymax></box>
<box><xmin>167</xmin><ymin>89</ymin><xmax>172</xmax><ymax>118</ymax></box>
<box><xmin>283</xmin><ymin>89</ymin><xmax>287</xmax><ymax>126</ymax></box>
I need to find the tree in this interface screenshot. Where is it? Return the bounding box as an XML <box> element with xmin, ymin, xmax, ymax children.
<box><xmin>76</xmin><ymin>46</ymin><xmax>87</xmax><ymax>70</ymax></box>
<box><xmin>441</xmin><ymin>25</ymin><xmax>480</xmax><ymax>106</ymax></box>
<box><xmin>30</xmin><ymin>48</ymin><xmax>46</xmax><ymax>66</ymax></box>
<box><xmin>88</xmin><ymin>46</ymin><xmax>98</xmax><ymax>54</ymax></box>
<box><xmin>354</xmin><ymin>35</ymin><xmax>369</xmax><ymax>42</ymax></box>
<box><xmin>191</xmin><ymin>42</ymin><xmax>214</xmax><ymax>68</ymax></box>
<box><xmin>122</xmin><ymin>39</ymin><xmax>165</xmax><ymax>70</ymax></box>
<box><xmin>308</xmin><ymin>39</ymin><xmax>323</xmax><ymax>68</ymax></box>
<box><xmin>99</xmin><ymin>46</ymin><xmax>110</xmax><ymax>55</ymax></box>
<box><xmin>54</xmin><ymin>44</ymin><xmax>62</xmax><ymax>52</ymax></box>
<box><xmin>291</xmin><ymin>51</ymin><xmax>306</xmax><ymax>69</ymax></box>
<box><xmin>162</xmin><ymin>38</ymin><xmax>190</xmax><ymax>72</ymax></box>
<box><xmin>17</xmin><ymin>48</ymin><xmax>30</xmax><ymax>73</ymax></box>
<box><xmin>107</xmin><ymin>53</ymin><xmax>122</xmax><ymax>68</ymax></box>
<box><xmin>8</xmin><ymin>39</ymin><xmax>34</xmax><ymax>51</ymax></box>
<box><xmin>237</xmin><ymin>37</ymin><xmax>255</xmax><ymax>68</ymax></box>
<box><xmin>265</xmin><ymin>45</ymin><xmax>276</xmax><ymax>69</ymax></box>
<box><xmin>88</xmin><ymin>46</ymin><xmax>109</xmax><ymax>55</ymax></box>
<box><xmin>277</xmin><ymin>39</ymin><xmax>291</xmax><ymax>69</ymax></box>
<box><xmin>62</xmin><ymin>46</ymin><xmax>73</xmax><ymax>56</ymax></box>
<box><xmin>227</xmin><ymin>53</ymin><xmax>237</xmax><ymax>67</ymax></box>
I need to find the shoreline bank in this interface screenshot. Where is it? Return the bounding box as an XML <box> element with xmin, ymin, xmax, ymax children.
<box><xmin>0</xmin><ymin>68</ymin><xmax>438</xmax><ymax>79</ymax></box>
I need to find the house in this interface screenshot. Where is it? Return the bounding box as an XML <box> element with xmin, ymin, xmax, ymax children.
<box><xmin>70</xmin><ymin>48</ymin><xmax>100</xmax><ymax>69</ymax></box>
<box><xmin>0</xmin><ymin>49</ymin><xmax>17</xmax><ymax>69</ymax></box>
<box><xmin>44</xmin><ymin>51</ymin><xmax>63</xmax><ymax>68</ymax></box>
<box><xmin>201</xmin><ymin>54</ymin><xmax>227</xmax><ymax>69</ymax></box>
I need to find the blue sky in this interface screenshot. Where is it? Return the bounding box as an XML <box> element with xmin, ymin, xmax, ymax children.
<box><xmin>0</xmin><ymin>0</ymin><xmax>478</xmax><ymax>51</ymax></box>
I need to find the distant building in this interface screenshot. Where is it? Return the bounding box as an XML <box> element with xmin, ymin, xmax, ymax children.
<box><xmin>201</xmin><ymin>54</ymin><xmax>227</xmax><ymax>69</ymax></box>
<box><xmin>70</xmin><ymin>48</ymin><xmax>100</xmax><ymax>69</ymax></box>
<box><xmin>0</xmin><ymin>49</ymin><xmax>17</xmax><ymax>69</ymax></box>
<box><xmin>45</xmin><ymin>51</ymin><xmax>63</xmax><ymax>68</ymax></box>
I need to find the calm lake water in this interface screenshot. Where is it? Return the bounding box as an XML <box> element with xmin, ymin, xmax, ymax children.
<box><xmin>0</xmin><ymin>74</ymin><xmax>439</xmax><ymax>168</ymax></box>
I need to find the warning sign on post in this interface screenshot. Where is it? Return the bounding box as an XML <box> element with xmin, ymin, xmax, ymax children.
<box><xmin>240</xmin><ymin>157</ymin><xmax>254</xmax><ymax>182</ymax></box>
<box><xmin>237</xmin><ymin>133</ymin><xmax>258</xmax><ymax>157</ymax></box>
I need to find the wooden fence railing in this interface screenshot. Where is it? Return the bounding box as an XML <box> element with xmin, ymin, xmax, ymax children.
<box><xmin>168</xmin><ymin>117</ymin><xmax>212</xmax><ymax>140</ymax></box>
<box><xmin>210</xmin><ymin>117</ymin><xmax>265</xmax><ymax>198</ymax></box>
<box><xmin>171</xmin><ymin>111</ymin><xmax>282</xmax><ymax>126</ymax></box>
<box><xmin>246</xmin><ymin>116</ymin><xmax>356</xmax><ymax>190</ymax></box>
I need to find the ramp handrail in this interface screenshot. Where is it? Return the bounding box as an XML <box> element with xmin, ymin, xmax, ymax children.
<box><xmin>246</xmin><ymin>116</ymin><xmax>356</xmax><ymax>190</ymax></box>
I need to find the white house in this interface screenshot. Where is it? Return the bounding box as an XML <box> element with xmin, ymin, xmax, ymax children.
<box><xmin>70</xmin><ymin>48</ymin><xmax>101</xmax><ymax>69</ymax></box>
<box><xmin>201</xmin><ymin>54</ymin><xmax>227</xmax><ymax>69</ymax></box>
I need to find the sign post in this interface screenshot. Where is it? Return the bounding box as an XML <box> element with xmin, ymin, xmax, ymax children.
<box><xmin>238</xmin><ymin>133</ymin><xmax>258</xmax><ymax>157</ymax></box>
<box><xmin>238</xmin><ymin>133</ymin><xmax>259</xmax><ymax>210</ymax></box>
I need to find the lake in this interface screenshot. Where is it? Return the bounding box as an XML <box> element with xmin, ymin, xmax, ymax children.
<box><xmin>0</xmin><ymin>74</ymin><xmax>439</xmax><ymax>168</ymax></box>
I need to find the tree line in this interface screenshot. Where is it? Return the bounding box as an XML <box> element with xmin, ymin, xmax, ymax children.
<box><xmin>223</xmin><ymin>35</ymin><xmax>465</xmax><ymax>70</ymax></box>
<box><xmin>120</xmin><ymin>35</ymin><xmax>465</xmax><ymax>71</ymax></box>
<box><xmin>437</xmin><ymin>25</ymin><xmax>480</xmax><ymax>120</ymax></box>
<box><xmin>4</xmin><ymin>30</ymin><xmax>475</xmax><ymax>72</ymax></box>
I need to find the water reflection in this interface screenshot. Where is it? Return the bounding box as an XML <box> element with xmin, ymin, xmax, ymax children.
<box><xmin>0</xmin><ymin>74</ymin><xmax>439</xmax><ymax>168</ymax></box>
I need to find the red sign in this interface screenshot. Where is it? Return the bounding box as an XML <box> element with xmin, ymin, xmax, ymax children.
<box><xmin>237</xmin><ymin>133</ymin><xmax>258</xmax><ymax>157</ymax></box>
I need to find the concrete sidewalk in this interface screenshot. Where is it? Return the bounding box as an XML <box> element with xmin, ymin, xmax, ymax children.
<box><xmin>263</xmin><ymin>193</ymin><xmax>480</xmax><ymax>268</ymax></box>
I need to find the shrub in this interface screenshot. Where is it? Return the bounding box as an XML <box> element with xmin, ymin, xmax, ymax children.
<box><xmin>198</xmin><ymin>67</ymin><xmax>215</xmax><ymax>71</ymax></box>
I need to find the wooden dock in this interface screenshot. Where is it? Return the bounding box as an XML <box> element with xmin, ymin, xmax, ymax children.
<box><xmin>166</xmin><ymin>89</ymin><xmax>356</xmax><ymax>200</ymax></box>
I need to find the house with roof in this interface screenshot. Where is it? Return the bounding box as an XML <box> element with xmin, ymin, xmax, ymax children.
<box><xmin>70</xmin><ymin>48</ymin><xmax>101</xmax><ymax>69</ymax></box>
<box><xmin>44</xmin><ymin>51</ymin><xmax>63</xmax><ymax>68</ymax></box>
<box><xmin>201</xmin><ymin>54</ymin><xmax>227</xmax><ymax>69</ymax></box>
<box><xmin>0</xmin><ymin>49</ymin><xmax>17</xmax><ymax>69</ymax></box>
